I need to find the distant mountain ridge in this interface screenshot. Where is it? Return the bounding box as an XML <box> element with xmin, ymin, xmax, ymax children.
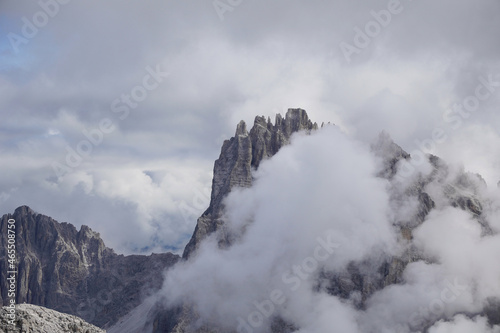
<box><xmin>0</xmin><ymin>205</ymin><xmax>179</xmax><ymax>329</ymax></box>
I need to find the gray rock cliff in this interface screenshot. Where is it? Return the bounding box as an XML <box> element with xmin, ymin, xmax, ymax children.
<box><xmin>0</xmin><ymin>206</ymin><xmax>180</xmax><ymax>329</ymax></box>
<box><xmin>182</xmin><ymin>108</ymin><xmax>318</xmax><ymax>259</ymax></box>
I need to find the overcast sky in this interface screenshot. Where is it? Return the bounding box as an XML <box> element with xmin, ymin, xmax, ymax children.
<box><xmin>1</xmin><ymin>0</ymin><xmax>500</xmax><ymax>254</ymax></box>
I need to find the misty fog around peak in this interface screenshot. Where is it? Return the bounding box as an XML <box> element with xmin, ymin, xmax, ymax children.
<box><xmin>157</xmin><ymin>125</ymin><xmax>500</xmax><ymax>332</ymax></box>
<box><xmin>161</xmin><ymin>126</ymin><xmax>399</xmax><ymax>331</ymax></box>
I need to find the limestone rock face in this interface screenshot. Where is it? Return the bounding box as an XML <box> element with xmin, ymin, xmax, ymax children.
<box><xmin>0</xmin><ymin>206</ymin><xmax>180</xmax><ymax>329</ymax></box>
<box><xmin>182</xmin><ymin>108</ymin><xmax>318</xmax><ymax>259</ymax></box>
<box><xmin>0</xmin><ymin>303</ymin><xmax>105</xmax><ymax>333</ymax></box>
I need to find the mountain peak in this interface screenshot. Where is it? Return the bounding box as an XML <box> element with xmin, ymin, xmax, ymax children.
<box><xmin>235</xmin><ymin>120</ymin><xmax>248</xmax><ymax>136</ymax></box>
<box><xmin>183</xmin><ymin>108</ymin><xmax>318</xmax><ymax>259</ymax></box>
<box><xmin>14</xmin><ymin>205</ymin><xmax>36</xmax><ymax>217</ymax></box>
<box><xmin>371</xmin><ymin>131</ymin><xmax>410</xmax><ymax>179</ymax></box>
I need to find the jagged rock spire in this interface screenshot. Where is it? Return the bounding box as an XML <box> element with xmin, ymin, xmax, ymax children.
<box><xmin>235</xmin><ymin>120</ymin><xmax>248</xmax><ymax>136</ymax></box>
<box><xmin>182</xmin><ymin>108</ymin><xmax>318</xmax><ymax>259</ymax></box>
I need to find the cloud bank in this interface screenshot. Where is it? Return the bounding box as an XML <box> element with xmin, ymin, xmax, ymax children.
<box><xmin>160</xmin><ymin>126</ymin><xmax>500</xmax><ymax>332</ymax></box>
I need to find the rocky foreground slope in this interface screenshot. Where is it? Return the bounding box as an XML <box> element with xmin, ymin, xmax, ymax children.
<box><xmin>0</xmin><ymin>303</ymin><xmax>105</xmax><ymax>333</ymax></box>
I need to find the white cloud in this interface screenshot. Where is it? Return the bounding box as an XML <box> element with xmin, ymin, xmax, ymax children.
<box><xmin>161</xmin><ymin>127</ymin><xmax>398</xmax><ymax>332</ymax></box>
<box><xmin>429</xmin><ymin>315</ymin><xmax>500</xmax><ymax>333</ymax></box>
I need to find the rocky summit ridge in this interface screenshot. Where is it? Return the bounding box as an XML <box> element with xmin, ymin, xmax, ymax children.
<box><xmin>183</xmin><ymin>108</ymin><xmax>318</xmax><ymax>259</ymax></box>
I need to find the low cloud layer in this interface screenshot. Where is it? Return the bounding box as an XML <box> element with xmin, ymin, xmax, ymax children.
<box><xmin>160</xmin><ymin>126</ymin><xmax>500</xmax><ymax>332</ymax></box>
<box><xmin>162</xmin><ymin>127</ymin><xmax>399</xmax><ymax>331</ymax></box>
